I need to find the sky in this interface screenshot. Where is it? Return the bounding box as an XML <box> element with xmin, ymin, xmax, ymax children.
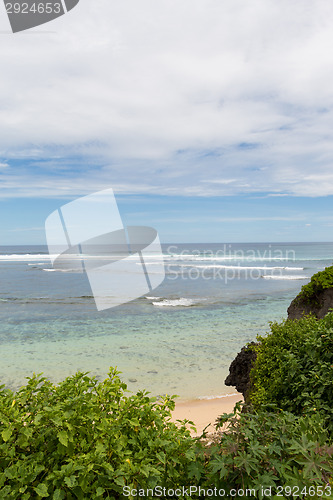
<box><xmin>1</xmin><ymin>0</ymin><xmax>333</xmax><ymax>244</ymax></box>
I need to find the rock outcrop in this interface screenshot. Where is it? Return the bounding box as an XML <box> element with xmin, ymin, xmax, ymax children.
<box><xmin>224</xmin><ymin>342</ymin><xmax>258</xmax><ymax>404</ymax></box>
<box><xmin>225</xmin><ymin>265</ymin><xmax>333</xmax><ymax>404</ymax></box>
<box><xmin>287</xmin><ymin>288</ymin><xmax>333</xmax><ymax>320</ymax></box>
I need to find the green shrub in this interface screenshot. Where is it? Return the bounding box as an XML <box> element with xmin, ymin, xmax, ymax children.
<box><xmin>206</xmin><ymin>407</ymin><xmax>333</xmax><ymax>499</ymax></box>
<box><xmin>297</xmin><ymin>265</ymin><xmax>333</xmax><ymax>303</ymax></box>
<box><xmin>1</xmin><ymin>361</ymin><xmax>332</xmax><ymax>499</ymax></box>
<box><xmin>205</xmin><ymin>403</ymin><xmax>333</xmax><ymax>498</ymax></box>
<box><xmin>250</xmin><ymin>313</ymin><xmax>333</xmax><ymax>432</ymax></box>
<box><xmin>0</xmin><ymin>368</ymin><xmax>201</xmax><ymax>499</ymax></box>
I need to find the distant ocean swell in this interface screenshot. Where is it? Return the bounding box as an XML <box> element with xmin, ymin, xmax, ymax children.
<box><xmin>0</xmin><ymin>295</ymin><xmax>94</xmax><ymax>304</ymax></box>
<box><xmin>262</xmin><ymin>275</ymin><xmax>309</xmax><ymax>280</ymax></box>
<box><xmin>144</xmin><ymin>262</ymin><xmax>304</xmax><ymax>270</ymax></box>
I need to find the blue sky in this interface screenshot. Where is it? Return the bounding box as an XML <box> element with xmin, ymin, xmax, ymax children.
<box><xmin>2</xmin><ymin>192</ymin><xmax>333</xmax><ymax>244</ymax></box>
<box><xmin>1</xmin><ymin>0</ymin><xmax>333</xmax><ymax>244</ymax></box>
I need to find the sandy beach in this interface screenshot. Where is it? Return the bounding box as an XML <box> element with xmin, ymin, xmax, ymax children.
<box><xmin>171</xmin><ymin>393</ymin><xmax>243</xmax><ymax>436</ymax></box>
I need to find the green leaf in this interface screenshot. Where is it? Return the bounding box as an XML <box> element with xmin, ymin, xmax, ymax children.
<box><xmin>64</xmin><ymin>475</ymin><xmax>77</xmax><ymax>488</ymax></box>
<box><xmin>128</xmin><ymin>418</ymin><xmax>140</xmax><ymax>427</ymax></box>
<box><xmin>95</xmin><ymin>441</ymin><xmax>106</xmax><ymax>454</ymax></box>
<box><xmin>114</xmin><ymin>476</ymin><xmax>125</xmax><ymax>486</ymax></box>
<box><xmin>96</xmin><ymin>487</ymin><xmax>105</xmax><ymax>497</ymax></box>
<box><xmin>1</xmin><ymin>428</ymin><xmax>12</xmax><ymax>442</ymax></box>
<box><xmin>34</xmin><ymin>413</ymin><xmax>43</xmax><ymax>424</ymax></box>
<box><xmin>156</xmin><ymin>452</ymin><xmax>166</xmax><ymax>464</ymax></box>
<box><xmin>187</xmin><ymin>461</ymin><xmax>204</xmax><ymax>481</ymax></box>
<box><xmin>51</xmin><ymin>416</ymin><xmax>63</xmax><ymax>426</ymax></box>
<box><xmin>34</xmin><ymin>483</ymin><xmax>49</xmax><ymax>497</ymax></box>
<box><xmin>57</xmin><ymin>430</ymin><xmax>68</xmax><ymax>447</ymax></box>
<box><xmin>53</xmin><ymin>489</ymin><xmax>65</xmax><ymax>500</ymax></box>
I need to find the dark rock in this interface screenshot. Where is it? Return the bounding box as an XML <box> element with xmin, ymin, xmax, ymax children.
<box><xmin>225</xmin><ymin>342</ymin><xmax>258</xmax><ymax>404</ymax></box>
<box><xmin>287</xmin><ymin>288</ymin><xmax>333</xmax><ymax>320</ymax></box>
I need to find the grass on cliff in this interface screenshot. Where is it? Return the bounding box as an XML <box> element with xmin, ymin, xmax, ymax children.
<box><xmin>250</xmin><ymin>313</ymin><xmax>333</xmax><ymax>436</ymax></box>
<box><xmin>296</xmin><ymin>265</ymin><xmax>333</xmax><ymax>303</ymax></box>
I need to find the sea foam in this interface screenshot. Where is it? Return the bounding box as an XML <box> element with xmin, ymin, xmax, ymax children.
<box><xmin>152</xmin><ymin>298</ymin><xmax>195</xmax><ymax>307</ymax></box>
<box><xmin>262</xmin><ymin>275</ymin><xmax>309</xmax><ymax>280</ymax></box>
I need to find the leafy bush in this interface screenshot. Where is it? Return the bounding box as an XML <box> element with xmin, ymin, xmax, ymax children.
<box><xmin>0</xmin><ymin>368</ymin><xmax>200</xmax><ymax>499</ymax></box>
<box><xmin>297</xmin><ymin>265</ymin><xmax>333</xmax><ymax>303</ymax></box>
<box><xmin>250</xmin><ymin>313</ymin><xmax>333</xmax><ymax>433</ymax></box>
<box><xmin>1</xmin><ymin>361</ymin><xmax>332</xmax><ymax>499</ymax></box>
<box><xmin>204</xmin><ymin>403</ymin><xmax>333</xmax><ymax>498</ymax></box>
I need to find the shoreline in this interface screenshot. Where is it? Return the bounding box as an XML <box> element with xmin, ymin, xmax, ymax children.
<box><xmin>171</xmin><ymin>393</ymin><xmax>243</xmax><ymax>436</ymax></box>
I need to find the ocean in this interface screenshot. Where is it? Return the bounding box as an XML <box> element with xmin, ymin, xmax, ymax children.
<box><xmin>0</xmin><ymin>242</ymin><xmax>332</xmax><ymax>400</ymax></box>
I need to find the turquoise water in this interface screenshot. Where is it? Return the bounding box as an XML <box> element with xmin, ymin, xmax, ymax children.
<box><xmin>0</xmin><ymin>243</ymin><xmax>332</xmax><ymax>399</ymax></box>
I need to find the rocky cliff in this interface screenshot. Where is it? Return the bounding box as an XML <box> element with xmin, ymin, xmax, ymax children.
<box><xmin>225</xmin><ymin>266</ymin><xmax>333</xmax><ymax>402</ymax></box>
<box><xmin>224</xmin><ymin>342</ymin><xmax>258</xmax><ymax>404</ymax></box>
<box><xmin>287</xmin><ymin>288</ymin><xmax>333</xmax><ymax>320</ymax></box>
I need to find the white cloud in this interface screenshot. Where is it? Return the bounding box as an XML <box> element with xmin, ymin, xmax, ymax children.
<box><xmin>1</xmin><ymin>0</ymin><xmax>333</xmax><ymax>198</ymax></box>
